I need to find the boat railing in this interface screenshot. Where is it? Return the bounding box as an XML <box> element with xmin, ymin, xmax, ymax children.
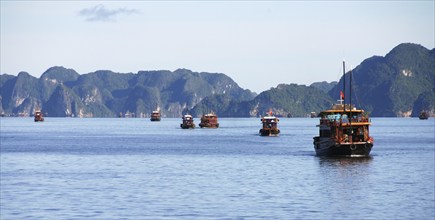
<box><xmin>333</xmin><ymin>132</ymin><xmax>367</xmax><ymax>144</ymax></box>
<box><xmin>320</xmin><ymin>115</ymin><xmax>370</xmax><ymax>125</ymax></box>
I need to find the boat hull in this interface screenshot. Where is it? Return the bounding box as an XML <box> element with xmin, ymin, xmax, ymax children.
<box><xmin>199</xmin><ymin>123</ymin><xmax>219</xmax><ymax>128</ymax></box>
<box><xmin>180</xmin><ymin>124</ymin><xmax>195</xmax><ymax>129</ymax></box>
<box><xmin>259</xmin><ymin>129</ymin><xmax>280</xmax><ymax>136</ymax></box>
<box><xmin>419</xmin><ymin>115</ymin><xmax>429</xmax><ymax>120</ymax></box>
<box><xmin>313</xmin><ymin>137</ymin><xmax>373</xmax><ymax>157</ymax></box>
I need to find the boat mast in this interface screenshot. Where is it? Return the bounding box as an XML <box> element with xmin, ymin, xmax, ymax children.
<box><xmin>350</xmin><ymin>66</ymin><xmax>352</xmax><ymax>113</ymax></box>
<box><xmin>350</xmin><ymin>67</ymin><xmax>353</xmax><ymax>113</ymax></box>
<box><xmin>342</xmin><ymin>60</ymin><xmax>346</xmax><ymax>112</ymax></box>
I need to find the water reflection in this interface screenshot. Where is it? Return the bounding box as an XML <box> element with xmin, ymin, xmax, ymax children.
<box><xmin>314</xmin><ymin>156</ymin><xmax>375</xmax><ymax>215</ymax></box>
<box><xmin>317</xmin><ymin>156</ymin><xmax>373</xmax><ymax>167</ymax></box>
<box><xmin>315</xmin><ymin>156</ymin><xmax>374</xmax><ymax>192</ymax></box>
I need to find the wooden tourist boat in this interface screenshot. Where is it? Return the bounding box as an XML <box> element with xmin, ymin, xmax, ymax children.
<box><xmin>419</xmin><ymin>111</ymin><xmax>429</xmax><ymax>120</ymax></box>
<box><xmin>199</xmin><ymin>112</ymin><xmax>219</xmax><ymax>128</ymax></box>
<box><xmin>313</xmin><ymin>61</ymin><xmax>374</xmax><ymax>157</ymax></box>
<box><xmin>34</xmin><ymin>111</ymin><xmax>44</xmax><ymax>122</ymax></box>
<box><xmin>259</xmin><ymin>112</ymin><xmax>280</xmax><ymax>136</ymax></box>
<box><xmin>180</xmin><ymin>114</ymin><xmax>195</xmax><ymax>129</ymax></box>
<box><xmin>150</xmin><ymin>110</ymin><xmax>161</xmax><ymax>121</ymax></box>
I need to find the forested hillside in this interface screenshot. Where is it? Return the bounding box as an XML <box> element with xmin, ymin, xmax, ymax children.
<box><xmin>329</xmin><ymin>43</ymin><xmax>434</xmax><ymax>117</ymax></box>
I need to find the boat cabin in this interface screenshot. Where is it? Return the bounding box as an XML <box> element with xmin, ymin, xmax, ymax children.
<box><xmin>34</xmin><ymin>111</ymin><xmax>44</xmax><ymax>122</ymax></box>
<box><xmin>317</xmin><ymin>104</ymin><xmax>371</xmax><ymax>144</ymax></box>
<box><xmin>259</xmin><ymin>113</ymin><xmax>280</xmax><ymax>136</ymax></box>
<box><xmin>180</xmin><ymin>114</ymin><xmax>195</xmax><ymax>129</ymax></box>
<box><xmin>150</xmin><ymin>110</ymin><xmax>161</xmax><ymax>121</ymax></box>
<box><xmin>199</xmin><ymin>113</ymin><xmax>219</xmax><ymax>128</ymax></box>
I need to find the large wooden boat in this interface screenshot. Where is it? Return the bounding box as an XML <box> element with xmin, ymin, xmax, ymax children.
<box><xmin>419</xmin><ymin>111</ymin><xmax>429</xmax><ymax>120</ymax></box>
<box><xmin>34</xmin><ymin>111</ymin><xmax>44</xmax><ymax>122</ymax></box>
<box><xmin>259</xmin><ymin>112</ymin><xmax>280</xmax><ymax>136</ymax></box>
<box><xmin>150</xmin><ymin>110</ymin><xmax>161</xmax><ymax>121</ymax></box>
<box><xmin>180</xmin><ymin>114</ymin><xmax>195</xmax><ymax>129</ymax></box>
<box><xmin>199</xmin><ymin>112</ymin><xmax>219</xmax><ymax>128</ymax></box>
<box><xmin>313</xmin><ymin>61</ymin><xmax>374</xmax><ymax>157</ymax></box>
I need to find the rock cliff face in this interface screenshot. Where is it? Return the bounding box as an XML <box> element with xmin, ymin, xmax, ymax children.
<box><xmin>1</xmin><ymin>72</ymin><xmax>40</xmax><ymax>116</ymax></box>
<box><xmin>44</xmin><ymin>85</ymin><xmax>88</xmax><ymax>117</ymax></box>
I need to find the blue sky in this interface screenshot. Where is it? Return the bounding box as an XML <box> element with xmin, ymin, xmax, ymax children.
<box><xmin>1</xmin><ymin>1</ymin><xmax>434</xmax><ymax>93</ymax></box>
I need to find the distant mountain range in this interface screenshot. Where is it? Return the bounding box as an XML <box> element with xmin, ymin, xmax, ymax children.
<box><xmin>0</xmin><ymin>68</ymin><xmax>255</xmax><ymax>117</ymax></box>
<box><xmin>1</xmin><ymin>43</ymin><xmax>434</xmax><ymax>117</ymax></box>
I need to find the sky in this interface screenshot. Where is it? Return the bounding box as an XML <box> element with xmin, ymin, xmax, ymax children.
<box><xmin>1</xmin><ymin>1</ymin><xmax>434</xmax><ymax>93</ymax></box>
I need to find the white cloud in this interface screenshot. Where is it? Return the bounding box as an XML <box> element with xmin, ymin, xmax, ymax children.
<box><xmin>79</xmin><ymin>4</ymin><xmax>139</xmax><ymax>22</ymax></box>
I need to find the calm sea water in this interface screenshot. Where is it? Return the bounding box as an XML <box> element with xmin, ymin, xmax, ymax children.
<box><xmin>1</xmin><ymin>117</ymin><xmax>434</xmax><ymax>219</ymax></box>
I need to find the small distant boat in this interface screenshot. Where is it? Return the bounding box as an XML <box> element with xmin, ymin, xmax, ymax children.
<box><xmin>419</xmin><ymin>111</ymin><xmax>429</xmax><ymax>120</ymax></box>
<box><xmin>180</xmin><ymin>114</ymin><xmax>195</xmax><ymax>129</ymax></box>
<box><xmin>259</xmin><ymin>112</ymin><xmax>280</xmax><ymax>136</ymax></box>
<box><xmin>199</xmin><ymin>112</ymin><xmax>219</xmax><ymax>128</ymax></box>
<box><xmin>310</xmin><ymin>112</ymin><xmax>317</xmax><ymax>118</ymax></box>
<box><xmin>313</xmin><ymin>61</ymin><xmax>374</xmax><ymax>157</ymax></box>
<box><xmin>34</xmin><ymin>111</ymin><xmax>44</xmax><ymax>122</ymax></box>
<box><xmin>150</xmin><ymin>110</ymin><xmax>161</xmax><ymax>121</ymax></box>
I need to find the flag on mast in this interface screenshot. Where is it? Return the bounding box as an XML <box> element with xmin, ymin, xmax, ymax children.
<box><xmin>340</xmin><ymin>91</ymin><xmax>345</xmax><ymax>100</ymax></box>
